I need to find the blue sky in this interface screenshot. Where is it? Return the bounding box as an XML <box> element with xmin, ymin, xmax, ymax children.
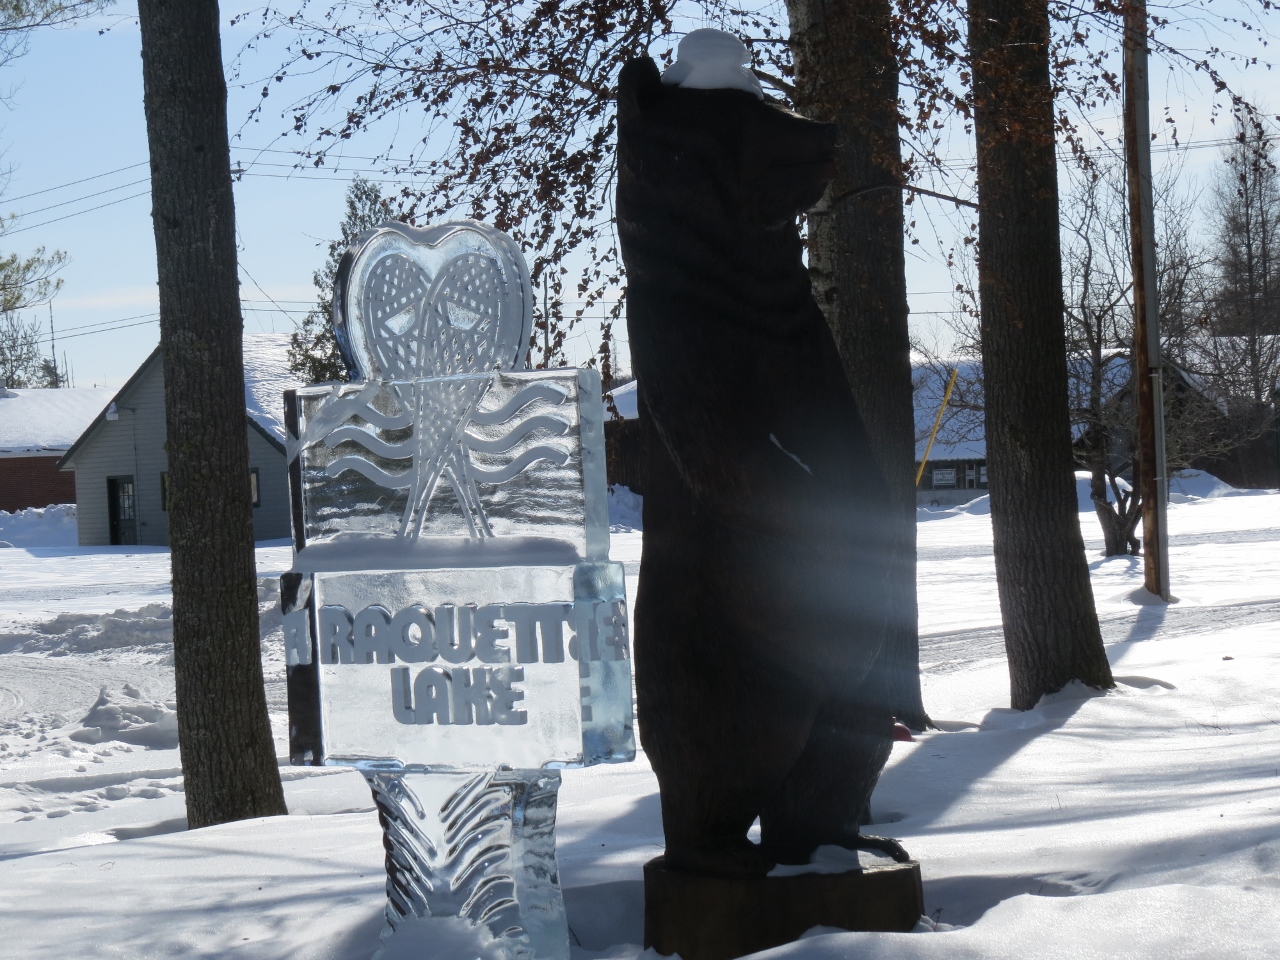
<box><xmin>1</xmin><ymin>3</ymin><xmax>1274</xmax><ymax>388</ymax></box>
<box><xmin>4</xmin><ymin>3</ymin><xmax>393</xmax><ymax>388</ymax></box>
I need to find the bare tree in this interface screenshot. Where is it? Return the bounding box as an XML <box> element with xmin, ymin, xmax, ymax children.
<box><xmin>137</xmin><ymin>0</ymin><xmax>287</xmax><ymax>829</ymax></box>
<box><xmin>1060</xmin><ymin>163</ymin><xmax>1142</xmax><ymax>555</ymax></box>
<box><xmin>1185</xmin><ymin>117</ymin><xmax>1280</xmax><ymax>460</ymax></box>
<box><xmin>939</xmin><ymin>155</ymin><xmax>1235</xmax><ymax>556</ymax></box>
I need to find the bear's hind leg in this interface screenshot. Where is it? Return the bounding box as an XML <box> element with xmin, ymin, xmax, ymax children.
<box><xmin>758</xmin><ymin>696</ymin><xmax>900</xmax><ymax>865</ymax></box>
<box><xmin>638</xmin><ymin>605</ymin><xmax>816</xmax><ymax>878</ymax></box>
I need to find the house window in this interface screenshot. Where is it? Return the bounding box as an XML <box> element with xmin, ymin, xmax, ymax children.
<box><xmin>979</xmin><ymin>465</ymin><xmax>988</xmax><ymax>485</ymax></box>
<box><xmin>933</xmin><ymin>468</ymin><xmax>957</xmax><ymax>488</ymax></box>
<box><xmin>164</xmin><ymin>468</ymin><xmax>260</xmax><ymax>509</ymax></box>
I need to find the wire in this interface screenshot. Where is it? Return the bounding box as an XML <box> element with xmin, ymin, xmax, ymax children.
<box><xmin>34</xmin><ymin>317</ymin><xmax>158</xmax><ymax>343</ymax></box>
<box><xmin>2</xmin><ymin>161</ymin><xmax>150</xmax><ymax>205</ymax></box>
<box><xmin>4</xmin><ymin>190</ymin><xmax>151</xmax><ymax>237</ymax></box>
<box><xmin>14</xmin><ymin>178</ymin><xmax>151</xmax><ymax>220</ymax></box>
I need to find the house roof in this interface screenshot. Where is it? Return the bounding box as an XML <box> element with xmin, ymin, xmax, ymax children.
<box><xmin>59</xmin><ymin>334</ymin><xmax>304</xmax><ymax>469</ymax></box>
<box><xmin>607</xmin><ymin>365</ymin><xmax>991</xmax><ymax>461</ymax></box>
<box><xmin>0</xmin><ymin>385</ymin><xmax>116</xmax><ymax>458</ymax></box>
<box><xmin>609</xmin><ymin>380</ymin><xmax>639</xmax><ymax>419</ymax></box>
<box><xmin>914</xmin><ymin>360</ymin><xmax>985</xmax><ymax>462</ymax></box>
<box><xmin>242</xmin><ymin>333</ymin><xmax>303</xmax><ymax>446</ymax></box>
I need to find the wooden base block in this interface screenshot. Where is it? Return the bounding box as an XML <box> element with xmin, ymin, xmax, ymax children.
<box><xmin>643</xmin><ymin>856</ymin><xmax>924</xmax><ymax>960</ymax></box>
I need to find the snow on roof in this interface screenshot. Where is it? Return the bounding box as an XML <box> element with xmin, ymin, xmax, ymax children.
<box><xmin>242</xmin><ymin>333</ymin><xmax>306</xmax><ymax>446</ymax></box>
<box><xmin>914</xmin><ymin>360</ymin><xmax>986</xmax><ymax>461</ymax></box>
<box><xmin>605</xmin><ymin>365</ymin><xmax>990</xmax><ymax>462</ymax></box>
<box><xmin>609</xmin><ymin>380</ymin><xmax>638</xmax><ymax>420</ymax></box>
<box><xmin>0</xmin><ymin>386</ymin><xmax>116</xmax><ymax>456</ymax></box>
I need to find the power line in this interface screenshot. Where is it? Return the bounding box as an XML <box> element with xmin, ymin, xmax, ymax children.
<box><xmin>15</xmin><ymin>178</ymin><xmax>151</xmax><ymax>220</ymax></box>
<box><xmin>0</xmin><ymin>132</ymin><xmax>1260</xmax><ymax>237</ymax></box>
<box><xmin>5</xmin><ymin>190</ymin><xmax>152</xmax><ymax>237</ymax></box>
<box><xmin>2</xmin><ymin>161</ymin><xmax>150</xmax><ymax>205</ymax></box>
<box><xmin>33</xmin><ymin>316</ymin><xmax>158</xmax><ymax>344</ymax></box>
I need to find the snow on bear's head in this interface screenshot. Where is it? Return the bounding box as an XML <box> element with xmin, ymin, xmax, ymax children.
<box><xmin>660</xmin><ymin>29</ymin><xmax>764</xmax><ymax>99</ymax></box>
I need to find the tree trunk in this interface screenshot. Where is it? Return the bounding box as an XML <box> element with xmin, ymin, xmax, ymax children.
<box><xmin>786</xmin><ymin>0</ymin><xmax>928</xmax><ymax>729</ymax></box>
<box><xmin>968</xmin><ymin>0</ymin><xmax>1114</xmax><ymax>710</ymax></box>
<box><xmin>137</xmin><ymin>0</ymin><xmax>287</xmax><ymax>828</ymax></box>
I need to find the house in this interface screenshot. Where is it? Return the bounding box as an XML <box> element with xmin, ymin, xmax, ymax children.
<box><xmin>914</xmin><ymin>360</ymin><xmax>987</xmax><ymax>506</ymax></box>
<box><xmin>58</xmin><ymin>334</ymin><xmax>303</xmax><ymax>546</ymax></box>
<box><xmin>0</xmin><ymin>383</ymin><xmax>115</xmax><ymax>513</ymax></box>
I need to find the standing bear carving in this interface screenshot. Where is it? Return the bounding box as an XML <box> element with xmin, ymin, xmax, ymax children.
<box><xmin>616</xmin><ymin>33</ymin><xmax>910</xmax><ymax>878</ymax></box>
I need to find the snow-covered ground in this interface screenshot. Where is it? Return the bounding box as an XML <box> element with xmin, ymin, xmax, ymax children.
<box><xmin>1</xmin><ymin>477</ymin><xmax>1278</xmax><ymax>959</ymax></box>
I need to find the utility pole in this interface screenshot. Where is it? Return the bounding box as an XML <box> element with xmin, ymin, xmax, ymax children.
<box><xmin>542</xmin><ymin>275</ymin><xmax>550</xmax><ymax>368</ymax></box>
<box><xmin>48</xmin><ymin>303</ymin><xmax>59</xmax><ymax>387</ymax></box>
<box><xmin>1124</xmin><ymin>0</ymin><xmax>1171</xmax><ymax>600</ymax></box>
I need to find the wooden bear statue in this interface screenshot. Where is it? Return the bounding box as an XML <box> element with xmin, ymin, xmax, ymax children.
<box><xmin>616</xmin><ymin>44</ymin><xmax>911</xmax><ymax>878</ymax></box>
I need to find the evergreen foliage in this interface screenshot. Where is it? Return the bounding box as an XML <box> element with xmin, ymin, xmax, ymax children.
<box><xmin>288</xmin><ymin>176</ymin><xmax>393</xmax><ymax>384</ymax></box>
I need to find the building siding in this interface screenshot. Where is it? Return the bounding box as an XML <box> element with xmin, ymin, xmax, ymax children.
<box><xmin>66</xmin><ymin>354</ymin><xmax>291</xmax><ymax>546</ymax></box>
<box><xmin>247</xmin><ymin>426</ymin><xmax>291</xmax><ymax>542</ymax></box>
<box><xmin>0</xmin><ymin>455</ymin><xmax>77</xmax><ymax>513</ymax></box>
<box><xmin>69</xmin><ymin>356</ymin><xmax>169</xmax><ymax>546</ymax></box>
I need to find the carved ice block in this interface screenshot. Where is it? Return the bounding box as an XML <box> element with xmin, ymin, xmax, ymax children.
<box><xmin>280</xmin><ymin>219</ymin><xmax>632</xmax><ymax>960</ymax></box>
<box><xmin>368</xmin><ymin>768</ymin><xmax>566</xmax><ymax>960</ymax></box>
<box><xmin>282</xmin><ymin>562</ymin><xmax>634</xmax><ymax>770</ymax></box>
<box><xmin>285</xmin><ymin>369</ymin><xmax>610</xmax><ymax>566</ymax></box>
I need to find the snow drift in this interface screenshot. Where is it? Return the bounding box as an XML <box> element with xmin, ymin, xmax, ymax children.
<box><xmin>0</xmin><ymin>503</ymin><xmax>77</xmax><ymax>548</ymax></box>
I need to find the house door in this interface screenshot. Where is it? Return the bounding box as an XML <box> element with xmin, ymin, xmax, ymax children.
<box><xmin>107</xmin><ymin>476</ymin><xmax>138</xmax><ymax>545</ymax></box>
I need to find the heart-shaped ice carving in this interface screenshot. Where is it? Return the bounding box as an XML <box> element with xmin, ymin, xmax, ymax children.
<box><xmin>333</xmin><ymin>220</ymin><xmax>533</xmax><ymax>381</ymax></box>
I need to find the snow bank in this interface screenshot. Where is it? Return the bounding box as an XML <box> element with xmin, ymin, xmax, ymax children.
<box><xmin>917</xmin><ymin>470</ymin><xmax>1193</xmax><ymax>524</ymax></box>
<box><xmin>1167</xmin><ymin>469</ymin><xmax>1276</xmax><ymax>501</ymax></box>
<box><xmin>1</xmin><ymin>603</ymin><xmax>173</xmax><ymax>656</ymax></box>
<box><xmin>0</xmin><ymin>503</ymin><xmax>77</xmax><ymax>548</ymax></box>
<box><xmin>917</xmin><ymin>495</ymin><xmax>990</xmax><ymax>522</ymax></box>
<box><xmin>609</xmin><ymin>484</ymin><xmax>643</xmax><ymax>532</ymax></box>
<box><xmin>69</xmin><ymin>686</ymin><xmax>179</xmax><ymax>750</ymax></box>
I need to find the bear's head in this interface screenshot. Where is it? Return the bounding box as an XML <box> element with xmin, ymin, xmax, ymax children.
<box><xmin>616</xmin><ymin>56</ymin><xmax>836</xmax><ymax>231</ymax></box>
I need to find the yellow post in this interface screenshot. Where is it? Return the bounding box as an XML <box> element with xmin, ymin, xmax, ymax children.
<box><xmin>915</xmin><ymin>368</ymin><xmax>959</xmax><ymax>488</ymax></box>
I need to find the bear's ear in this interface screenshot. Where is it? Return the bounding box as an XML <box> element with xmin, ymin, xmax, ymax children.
<box><xmin>617</xmin><ymin>57</ymin><xmax>662</xmax><ymax>120</ymax></box>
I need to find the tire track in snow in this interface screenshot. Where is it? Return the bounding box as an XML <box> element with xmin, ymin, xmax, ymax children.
<box><xmin>920</xmin><ymin>597</ymin><xmax>1280</xmax><ymax>674</ymax></box>
<box><xmin>0</xmin><ymin>655</ymin><xmax>173</xmax><ymax>722</ymax></box>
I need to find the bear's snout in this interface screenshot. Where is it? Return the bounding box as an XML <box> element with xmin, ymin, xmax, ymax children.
<box><xmin>751</xmin><ymin>113</ymin><xmax>839</xmax><ymax>220</ymax></box>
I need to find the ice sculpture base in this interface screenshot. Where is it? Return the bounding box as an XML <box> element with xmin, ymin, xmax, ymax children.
<box><xmin>642</xmin><ymin>854</ymin><xmax>923</xmax><ymax>960</ymax></box>
<box><xmin>367</xmin><ymin>767</ymin><xmax>569</xmax><ymax>960</ymax></box>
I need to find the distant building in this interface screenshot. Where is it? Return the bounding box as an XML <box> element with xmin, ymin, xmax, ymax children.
<box><xmin>0</xmin><ymin>383</ymin><xmax>115</xmax><ymax>513</ymax></box>
<box><xmin>59</xmin><ymin>334</ymin><xmax>303</xmax><ymax>546</ymax></box>
<box><xmin>914</xmin><ymin>361</ymin><xmax>987</xmax><ymax>507</ymax></box>
<box><xmin>605</xmin><ymin>373</ymin><xmax>993</xmax><ymax>504</ymax></box>
<box><xmin>604</xmin><ymin>380</ymin><xmax>643</xmax><ymax>492</ymax></box>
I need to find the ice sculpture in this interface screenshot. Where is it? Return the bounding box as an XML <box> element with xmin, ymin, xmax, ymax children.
<box><xmin>280</xmin><ymin>220</ymin><xmax>634</xmax><ymax>960</ymax></box>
